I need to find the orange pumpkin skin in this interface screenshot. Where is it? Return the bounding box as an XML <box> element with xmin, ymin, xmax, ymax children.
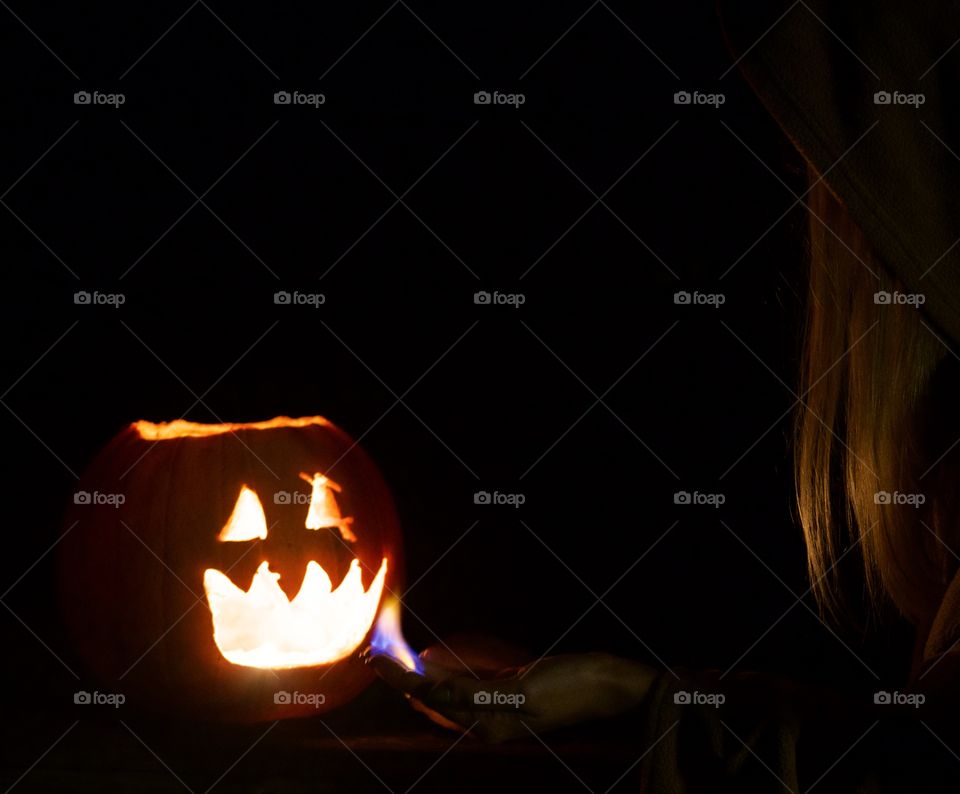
<box><xmin>59</xmin><ymin>417</ymin><xmax>403</xmax><ymax>722</ymax></box>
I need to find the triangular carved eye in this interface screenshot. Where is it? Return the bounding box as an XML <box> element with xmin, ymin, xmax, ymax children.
<box><xmin>218</xmin><ymin>485</ymin><xmax>268</xmax><ymax>542</ymax></box>
<box><xmin>300</xmin><ymin>472</ymin><xmax>357</xmax><ymax>542</ymax></box>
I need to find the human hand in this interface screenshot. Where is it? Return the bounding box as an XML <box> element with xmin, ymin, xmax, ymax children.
<box><xmin>370</xmin><ymin>647</ymin><xmax>657</xmax><ymax>742</ymax></box>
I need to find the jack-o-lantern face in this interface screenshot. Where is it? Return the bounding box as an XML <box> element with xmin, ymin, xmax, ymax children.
<box><xmin>59</xmin><ymin>416</ymin><xmax>403</xmax><ymax>721</ymax></box>
<box><xmin>203</xmin><ymin>478</ymin><xmax>387</xmax><ymax>669</ymax></box>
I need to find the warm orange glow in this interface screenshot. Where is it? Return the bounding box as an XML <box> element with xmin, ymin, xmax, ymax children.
<box><xmin>370</xmin><ymin>594</ymin><xmax>423</xmax><ymax>673</ymax></box>
<box><xmin>300</xmin><ymin>472</ymin><xmax>357</xmax><ymax>543</ymax></box>
<box><xmin>218</xmin><ymin>486</ymin><xmax>268</xmax><ymax>542</ymax></box>
<box><xmin>204</xmin><ymin>558</ymin><xmax>388</xmax><ymax>668</ymax></box>
<box><xmin>134</xmin><ymin>416</ymin><xmax>330</xmax><ymax>440</ymax></box>
<box><xmin>139</xmin><ymin>416</ymin><xmax>388</xmax><ymax>669</ymax></box>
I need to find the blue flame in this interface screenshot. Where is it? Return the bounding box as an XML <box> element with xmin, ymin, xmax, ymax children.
<box><xmin>370</xmin><ymin>596</ymin><xmax>424</xmax><ymax>674</ymax></box>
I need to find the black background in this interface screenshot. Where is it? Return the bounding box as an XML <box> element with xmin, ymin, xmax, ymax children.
<box><xmin>0</xmin><ymin>1</ymin><xmax>912</xmax><ymax>791</ymax></box>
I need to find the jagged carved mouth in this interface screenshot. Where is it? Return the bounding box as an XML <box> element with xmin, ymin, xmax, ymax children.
<box><xmin>203</xmin><ymin>557</ymin><xmax>387</xmax><ymax>669</ymax></box>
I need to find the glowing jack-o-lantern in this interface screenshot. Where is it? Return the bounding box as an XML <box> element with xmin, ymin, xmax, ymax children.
<box><xmin>59</xmin><ymin>416</ymin><xmax>403</xmax><ymax>721</ymax></box>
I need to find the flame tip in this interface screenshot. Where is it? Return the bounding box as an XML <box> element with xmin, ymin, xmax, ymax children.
<box><xmin>371</xmin><ymin>596</ymin><xmax>423</xmax><ymax>674</ymax></box>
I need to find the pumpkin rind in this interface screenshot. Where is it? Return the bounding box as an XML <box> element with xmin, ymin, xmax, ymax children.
<box><xmin>59</xmin><ymin>417</ymin><xmax>403</xmax><ymax>721</ymax></box>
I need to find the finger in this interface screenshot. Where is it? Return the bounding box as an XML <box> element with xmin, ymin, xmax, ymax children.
<box><xmin>418</xmin><ymin>657</ymin><xmax>521</xmax><ymax>681</ymax></box>
<box><xmin>419</xmin><ymin>634</ymin><xmax>534</xmax><ymax>675</ymax></box>
<box><xmin>367</xmin><ymin>654</ymin><xmax>431</xmax><ymax>695</ymax></box>
<box><xmin>419</xmin><ymin>658</ymin><xmax>470</xmax><ymax>681</ymax></box>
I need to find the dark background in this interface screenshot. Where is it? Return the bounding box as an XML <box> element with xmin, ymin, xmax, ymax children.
<box><xmin>0</xmin><ymin>1</ymin><xmax>911</xmax><ymax>791</ymax></box>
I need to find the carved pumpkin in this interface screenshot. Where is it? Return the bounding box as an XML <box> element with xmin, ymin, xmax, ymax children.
<box><xmin>59</xmin><ymin>416</ymin><xmax>403</xmax><ymax>721</ymax></box>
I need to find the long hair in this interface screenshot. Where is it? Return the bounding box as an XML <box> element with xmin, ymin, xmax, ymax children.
<box><xmin>795</xmin><ymin>166</ymin><xmax>957</xmax><ymax>627</ymax></box>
